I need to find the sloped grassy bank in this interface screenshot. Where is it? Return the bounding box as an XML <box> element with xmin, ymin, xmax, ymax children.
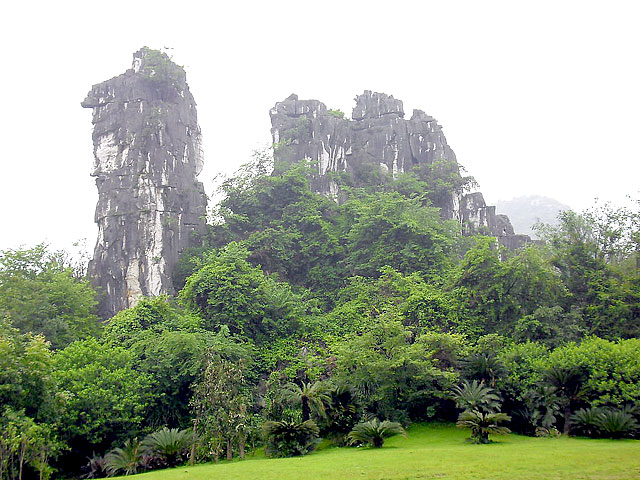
<box><xmin>113</xmin><ymin>424</ymin><xmax>640</xmax><ymax>480</ymax></box>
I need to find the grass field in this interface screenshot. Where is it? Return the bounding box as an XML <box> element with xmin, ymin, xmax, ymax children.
<box><xmin>125</xmin><ymin>424</ymin><xmax>640</xmax><ymax>480</ymax></box>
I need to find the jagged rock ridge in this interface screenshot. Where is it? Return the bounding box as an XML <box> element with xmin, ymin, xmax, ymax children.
<box><xmin>270</xmin><ymin>91</ymin><xmax>530</xmax><ymax>247</ymax></box>
<box><xmin>82</xmin><ymin>47</ymin><xmax>208</xmax><ymax>318</ymax></box>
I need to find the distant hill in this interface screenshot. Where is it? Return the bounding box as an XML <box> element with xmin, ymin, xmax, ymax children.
<box><xmin>496</xmin><ymin>196</ymin><xmax>571</xmax><ymax>239</ymax></box>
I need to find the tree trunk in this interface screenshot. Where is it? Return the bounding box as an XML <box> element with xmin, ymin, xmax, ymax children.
<box><xmin>226</xmin><ymin>439</ymin><xmax>232</xmax><ymax>461</ymax></box>
<box><xmin>18</xmin><ymin>440</ymin><xmax>26</xmax><ymax>480</ymax></box>
<box><xmin>302</xmin><ymin>397</ymin><xmax>311</xmax><ymax>422</ymax></box>
<box><xmin>563</xmin><ymin>405</ymin><xmax>572</xmax><ymax>435</ymax></box>
<box><xmin>190</xmin><ymin>423</ymin><xmax>197</xmax><ymax>466</ymax></box>
<box><xmin>39</xmin><ymin>449</ymin><xmax>47</xmax><ymax>480</ymax></box>
<box><xmin>239</xmin><ymin>440</ymin><xmax>245</xmax><ymax>460</ymax></box>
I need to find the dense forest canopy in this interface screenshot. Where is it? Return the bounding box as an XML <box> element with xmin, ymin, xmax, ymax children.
<box><xmin>1</xmin><ymin>156</ymin><xmax>639</xmax><ymax>479</ymax></box>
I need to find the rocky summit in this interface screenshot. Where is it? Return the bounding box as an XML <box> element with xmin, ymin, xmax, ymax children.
<box><xmin>82</xmin><ymin>47</ymin><xmax>207</xmax><ymax>318</ymax></box>
<box><xmin>270</xmin><ymin>91</ymin><xmax>529</xmax><ymax>247</ymax></box>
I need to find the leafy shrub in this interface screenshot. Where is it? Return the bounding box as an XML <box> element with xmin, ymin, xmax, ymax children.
<box><xmin>81</xmin><ymin>454</ymin><xmax>107</xmax><ymax>479</ymax></box>
<box><xmin>263</xmin><ymin>420</ymin><xmax>319</xmax><ymax>457</ymax></box>
<box><xmin>347</xmin><ymin>418</ymin><xmax>406</xmax><ymax>448</ymax></box>
<box><xmin>534</xmin><ymin>426</ymin><xmax>561</xmax><ymax>437</ymax></box>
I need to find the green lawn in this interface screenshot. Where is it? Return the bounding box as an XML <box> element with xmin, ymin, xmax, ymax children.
<box><xmin>125</xmin><ymin>424</ymin><xmax>640</xmax><ymax>480</ymax></box>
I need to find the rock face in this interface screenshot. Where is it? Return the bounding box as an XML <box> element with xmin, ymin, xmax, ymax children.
<box><xmin>82</xmin><ymin>47</ymin><xmax>208</xmax><ymax>318</ymax></box>
<box><xmin>270</xmin><ymin>91</ymin><xmax>529</xmax><ymax>246</ymax></box>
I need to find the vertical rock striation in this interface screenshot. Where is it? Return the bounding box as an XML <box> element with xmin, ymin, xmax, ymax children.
<box><xmin>270</xmin><ymin>91</ymin><xmax>530</xmax><ymax>247</ymax></box>
<box><xmin>82</xmin><ymin>47</ymin><xmax>208</xmax><ymax>318</ymax></box>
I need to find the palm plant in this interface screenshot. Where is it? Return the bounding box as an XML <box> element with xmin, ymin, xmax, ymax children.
<box><xmin>262</xmin><ymin>419</ymin><xmax>320</xmax><ymax>457</ymax></box>
<box><xmin>462</xmin><ymin>353</ymin><xmax>506</xmax><ymax>387</ymax></box>
<box><xmin>452</xmin><ymin>380</ymin><xmax>501</xmax><ymax>413</ymax></box>
<box><xmin>104</xmin><ymin>438</ymin><xmax>145</xmax><ymax>476</ymax></box>
<box><xmin>142</xmin><ymin>427</ymin><xmax>194</xmax><ymax>467</ymax></box>
<box><xmin>318</xmin><ymin>385</ymin><xmax>360</xmax><ymax>445</ymax></box>
<box><xmin>456</xmin><ymin>410</ymin><xmax>511</xmax><ymax>444</ymax></box>
<box><xmin>541</xmin><ymin>365</ymin><xmax>584</xmax><ymax>434</ymax></box>
<box><xmin>347</xmin><ymin>418</ymin><xmax>406</xmax><ymax>448</ymax></box>
<box><xmin>282</xmin><ymin>381</ymin><xmax>332</xmax><ymax>421</ymax></box>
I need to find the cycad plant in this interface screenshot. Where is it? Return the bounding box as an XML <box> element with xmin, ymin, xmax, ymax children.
<box><xmin>462</xmin><ymin>353</ymin><xmax>506</xmax><ymax>387</ymax></box>
<box><xmin>571</xmin><ymin>407</ymin><xmax>604</xmax><ymax>437</ymax></box>
<box><xmin>347</xmin><ymin>418</ymin><xmax>406</xmax><ymax>448</ymax></box>
<box><xmin>595</xmin><ymin>409</ymin><xmax>639</xmax><ymax>439</ymax></box>
<box><xmin>142</xmin><ymin>427</ymin><xmax>194</xmax><ymax>467</ymax></box>
<box><xmin>572</xmin><ymin>407</ymin><xmax>639</xmax><ymax>439</ymax></box>
<box><xmin>282</xmin><ymin>381</ymin><xmax>332</xmax><ymax>421</ymax></box>
<box><xmin>262</xmin><ymin>419</ymin><xmax>320</xmax><ymax>457</ymax></box>
<box><xmin>318</xmin><ymin>384</ymin><xmax>360</xmax><ymax>445</ymax></box>
<box><xmin>541</xmin><ymin>365</ymin><xmax>584</xmax><ymax>434</ymax></box>
<box><xmin>104</xmin><ymin>438</ymin><xmax>145</xmax><ymax>476</ymax></box>
<box><xmin>456</xmin><ymin>410</ymin><xmax>511</xmax><ymax>444</ymax></box>
<box><xmin>452</xmin><ymin>380</ymin><xmax>501</xmax><ymax>413</ymax></box>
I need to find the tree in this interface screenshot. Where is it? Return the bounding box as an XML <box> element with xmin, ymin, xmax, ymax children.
<box><xmin>0</xmin><ymin>407</ymin><xmax>61</xmax><ymax>480</ymax></box>
<box><xmin>317</xmin><ymin>385</ymin><xmax>360</xmax><ymax>445</ymax></box>
<box><xmin>0</xmin><ymin>245</ymin><xmax>99</xmax><ymax>349</ymax></box>
<box><xmin>339</xmin><ymin>191</ymin><xmax>461</xmax><ymax>279</ymax></box>
<box><xmin>190</xmin><ymin>354</ymin><xmax>249</xmax><ymax>462</ymax></box>
<box><xmin>0</xmin><ymin>319</ymin><xmax>56</xmax><ymax>421</ymax></box>
<box><xmin>53</xmin><ymin>338</ymin><xmax>151</xmax><ymax>469</ymax></box>
<box><xmin>103</xmin><ymin>297</ymin><xmax>250</xmax><ymax>429</ymax></box>
<box><xmin>179</xmin><ymin>243</ymin><xmax>302</xmax><ymax>341</ymax></box>
<box><xmin>333</xmin><ymin>318</ymin><xmax>457</xmax><ymax>422</ymax></box>
<box><xmin>536</xmin><ymin>205</ymin><xmax>640</xmax><ymax>339</ymax></box>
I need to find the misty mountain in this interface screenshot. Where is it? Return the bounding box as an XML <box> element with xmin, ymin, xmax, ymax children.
<box><xmin>496</xmin><ymin>196</ymin><xmax>571</xmax><ymax>239</ymax></box>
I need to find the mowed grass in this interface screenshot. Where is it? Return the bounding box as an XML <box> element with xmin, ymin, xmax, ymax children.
<box><xmin>124</xmin><ymin>424</ymin><xmax>640</xmax><ymax>480</ymax></box>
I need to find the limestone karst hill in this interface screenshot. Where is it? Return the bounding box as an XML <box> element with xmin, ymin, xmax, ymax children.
<box><xmin>82</xmin><ymin>47</ymin><xmax>208</xmax><ymax>318</ymax></box>
<box><xmin>82</xmin><ymin>49</ymin><xmax>528</xmax><ymax>318</ymax></box>
<box><xmin>270</xmin><ymin>92</ymin><xmax>529</xmax><ymax>248</ymax></box>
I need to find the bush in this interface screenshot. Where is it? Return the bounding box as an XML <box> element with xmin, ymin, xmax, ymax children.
<box><xmin>262</xmin><ymin>420</ymin><xmax>319</xmax><ymax>457</ymax></box>
<box><xmin>80</xmin><ymin>454</ymin><xmax>107</xmax><ymax>479</ymax></box>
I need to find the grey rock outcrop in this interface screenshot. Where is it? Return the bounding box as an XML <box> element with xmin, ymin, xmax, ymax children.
<box><xmin>82</xmin><ymin>47</ymin><xmax>208</xmax><ymax>318</ymax></box>
<box><xmin>270</xmin><ymin>91</ymin><xmax>529</xmax><ymax>246</ymax></box>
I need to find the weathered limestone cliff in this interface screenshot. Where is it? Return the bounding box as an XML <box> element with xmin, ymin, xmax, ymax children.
<box><xmin>82</xmin><ymin>47</ymin><xmax>208</xmax><ymax>318</ymax></box>
<box><xmin>270</xmin><ymin>91</ymin><xmax>529</xmax><ymax>247</ymax></box>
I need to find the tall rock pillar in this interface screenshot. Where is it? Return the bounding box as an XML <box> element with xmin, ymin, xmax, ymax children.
<box><xmin>82</xmin><ymin>47</ymin><xmax>208</xmax><ymax>318</ymax></box>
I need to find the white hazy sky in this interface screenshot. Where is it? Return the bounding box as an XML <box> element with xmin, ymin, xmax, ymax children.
<box><xmin>1</xmin><ymin>0</ymin><xmax>638</xmax><ymax>252</ymax></box>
